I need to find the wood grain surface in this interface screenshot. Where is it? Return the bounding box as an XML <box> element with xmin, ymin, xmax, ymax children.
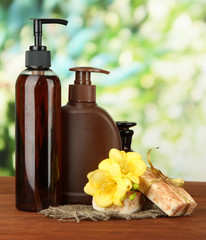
<box><xmin>0</xmin><ymin>177</ymin><xmax>205</xmax><ymax>240</ymax></box>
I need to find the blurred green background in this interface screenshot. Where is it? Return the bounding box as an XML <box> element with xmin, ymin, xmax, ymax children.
<box><xmin>0</xmin><ymin>0</ymin><xmax>206</xmax><ymax>180</ymax></box>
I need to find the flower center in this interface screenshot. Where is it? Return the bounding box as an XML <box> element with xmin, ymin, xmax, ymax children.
<box><xmin>100</xmin><ymin>177</ymin><xmax>117</xmax><ymax>193</ymax></box>
<box><xmin>120</xmin><ymin>161</ymin><xmax>130</xmax><ymax>174</ymax></box>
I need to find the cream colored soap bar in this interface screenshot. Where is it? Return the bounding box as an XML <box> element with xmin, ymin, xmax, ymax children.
<box><xmin>93</xmin><ymin>191</ymin><xmax>144</xmax><ymax>214</ymax></box>
<box><xmin>139</xmin><ymin>169</ymin><xmax>197</xmax><ymax>216</ymax></box>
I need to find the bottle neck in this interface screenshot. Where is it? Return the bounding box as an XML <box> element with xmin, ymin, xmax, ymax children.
<box><xmin>119</xmin><ymin>130</ymin><xmax>134</xmax><ymax>152</ymax></box>
<box><xmin>27</xmin><ymin>66</ymin><xmax>50</xmax><ymax>71</ymax></box>
<box><xmin>21</xmin><ymin>67</ymin><xmax>56</xmax><ymax>76</ymax></box>
<box><xmin>69</xmin><ymin>84</ymin><xmax>96</xmax><ymax>102</ymax></box>
<box><xmin>68</xmin><ymin>101</ymin><xmax>97</xmax><ymax>107</ymax></box>
<box><xmin>75</xmin><ymin>72</ymin><xmax>91</xmax><ymax>85</ymax></box>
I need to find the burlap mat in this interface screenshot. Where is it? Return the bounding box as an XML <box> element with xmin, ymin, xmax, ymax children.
<box><xmin>40</xmin><ymin>205</ymin><xmax>166</xmax><ymax>223</ymax></box>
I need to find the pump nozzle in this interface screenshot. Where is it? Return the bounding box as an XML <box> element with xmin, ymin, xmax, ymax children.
<box><xmin>26</xmin><ymin>18</ymin><xmax>68</xmax><ymax>68</ymax></box>
<box><xmin>69</xmin><ymin>67</ymin><xmax>110</xmax><ymax>102</ymax></box>
<box><xmin>30</xmin><ymin>18</ymin><xmax>68</xmax><ymax>50</ymax></box>
<box><xmin>69</xmin><ymin>67</ymin><xmax>109</xmax><ymax>85</ymax></box>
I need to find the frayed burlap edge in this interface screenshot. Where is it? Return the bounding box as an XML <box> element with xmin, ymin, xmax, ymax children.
<box><xmin>40</xmin><ymin>205</ymin><xmax>167</xmax><ymax>223</ymax></box>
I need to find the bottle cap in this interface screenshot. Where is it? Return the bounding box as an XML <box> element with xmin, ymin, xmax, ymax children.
<box><xmin>26</xmin><ymin>18</ymin><xmax>68</xmax><ymax>69</ymax></box>
<box><xmin>116</xmin><ymin>121</ymin><xmax>136</xmax><ymax>131</ymax></box>
<box><xmin>69</xmin><ymin>67</ymin><xmax>110</xmax><ymax>102</ymax></box>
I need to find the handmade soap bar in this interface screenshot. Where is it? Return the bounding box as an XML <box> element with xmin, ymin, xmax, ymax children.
<box><xmin>92</xmin><ymin>191</ymin><xmax>144</xmax><ymax>214</ymax></box>
<box><xmin>92</xmin><ymin>191</ymin><xmax>154</xmax><ymax>214</ymax></box>
<box><xmin>139</xmin><ymin>169</ymin><xmax>197</xmax><ymax>216</ymax></box>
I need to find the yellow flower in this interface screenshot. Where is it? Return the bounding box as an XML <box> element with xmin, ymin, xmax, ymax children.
<box><xmin>84</xmin><ymin>165</ymin><xmax>131</xmax><ymax>207</ymax></box>
<box><xmin>99</xmin><ymin>148</ymin><xmax>146</xmax><ymax>184</ymax></box>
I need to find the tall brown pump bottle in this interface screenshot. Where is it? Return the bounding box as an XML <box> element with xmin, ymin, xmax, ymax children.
<box><xmin>61</xmin><ymin>67</ymin><xmax>121</xmax><ymax>204</ymax></box>
<box><xmin>15</xmin><ymin>18</ymin><xmax>68</xmax><ymax>212</ymax></box>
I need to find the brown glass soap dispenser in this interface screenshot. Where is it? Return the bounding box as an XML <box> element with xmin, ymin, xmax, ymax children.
<box><xmin>15</xmin><ymin>18</ymin><xmax>68</xmax><ymax>212</ymax></box>
<box><xmin>61</xmin><ymin>67</ymin><xmax>121</xmax><ymax>204</ymax></box>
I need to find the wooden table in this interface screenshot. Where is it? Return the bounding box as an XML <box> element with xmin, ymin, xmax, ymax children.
<box><xmin>0</xmin><ymin>177</ymin><xmax>205</xmax><ymax>240</ymax></box>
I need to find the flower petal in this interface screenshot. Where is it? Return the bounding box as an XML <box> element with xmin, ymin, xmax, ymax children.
<box><xmin>113</xmin><ymin>197</ymin><xmax>123</xmax><ymax>206</ymax></box>
<box><xmin>120</xmin><ymin>151</ymin><xmax>127</xmax><ymax>160</ymax></box>
<box><xmin>115</xmin><ymin>179</ymin><xmax>128</xmax><ymax>199</ymax></box>
<box><xmin>109</xmin><ymin>163</ymin><xmax>122</xmax><ymax>179</ymax></box>
<box><xmin>126</xmin><ymin>152</ymin><xmax>142</xmax><ymax>161</ymax></box>
<box><xmin>94</xmin><ymin>190</ymin><xmax>113</xmax><ymax>208</ymax></box>
<box><xmin>132</xmin><ymin>159</ymin><xmax>147</xmax><ymax>176</ymax></box>
<box><xmin>109</xmin><ymin>148</ymin><xmax>124</xmax><ymax>162</ymax></box>
<box><xmin>98</xmin><ymin>159</ymin><xmax>112</xmax><ymax>171</ymax></box>
<box><xmin>84</xmin><ymin>182</ymin><xmax>96</xmax><ymax>196</ymax></box>
<box><xmin>89</xmin><ymin>169</ymin><xmax>108</xmax><ymax>188</ymax></box>
<box><xmin>87</xmin><ymin>171</ymin><xmax>94</xmax><ymax>180</ymax></box>
<box><xmin>130</xmin><ymin>175</ymin><xmax>140</xmax><ymax>184</ymax></box>
<box><xmin>123</xmin><ymin>177</ymin><xmax>132</xmax><ymax>191</ymax></box>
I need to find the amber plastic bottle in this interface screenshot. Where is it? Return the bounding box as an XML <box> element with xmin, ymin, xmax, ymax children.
<box><xmin>61</xmin><ymin>67</ymin><xmax>121</xmax><ymax>204</ymax></box>
<box><xmin>15</xmin><ymin>18</ymin><xmax>68</xmax><ymax>212</ymax></box>
<box><xmin>116</xmin><ymin>121</ymin><xmax>137</xmax><ymax>152</ymax></box>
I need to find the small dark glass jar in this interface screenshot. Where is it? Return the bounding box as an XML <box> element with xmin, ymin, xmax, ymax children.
<box><xmin>116</xmin><ymin>121</ymin><xmax>136</xmax><ymax>152</ymax></box>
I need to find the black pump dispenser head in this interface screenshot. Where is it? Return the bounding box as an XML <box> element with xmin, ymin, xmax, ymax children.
<box><xmin>26</xmin><ymin>18</ymin><xmax>68</xmax><ymax>69</ymax></box>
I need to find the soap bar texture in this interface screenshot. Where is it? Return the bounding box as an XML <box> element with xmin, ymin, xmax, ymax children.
<box><xmin>139</xmin><ymin>169</ymin><xmax>197</xmax><ymax>216</ymax></box>
<box><xmin>92</xmin><ymin>191</ymin><xmax>144</xmax><ymax>214</ymax></box>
